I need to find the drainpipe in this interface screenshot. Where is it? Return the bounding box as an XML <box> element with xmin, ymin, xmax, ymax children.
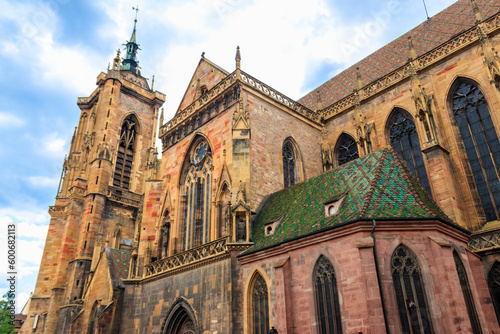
<box><xmin>372</xmin><ymin>219</ymin><xmax>389</xmax><ymax>332</ymax></box>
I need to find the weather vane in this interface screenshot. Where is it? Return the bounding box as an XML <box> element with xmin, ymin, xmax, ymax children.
<box><xmin>132</xmin><ymin>5</ymin><xmax>139</xmax><ymax>21</ymax></box>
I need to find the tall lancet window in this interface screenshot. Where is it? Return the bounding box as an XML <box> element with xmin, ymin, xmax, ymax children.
<box><xmin>452</xmin><ymin>80</ymin><xmax>500</xmax><ymax>222</ymax></box>
<box><xmin>283</xmin><ymin>139</ymin><xmax>298</xmax><ymax>188</ymax></box>
<box><xmin>251</xmin><ymin>273</ymin><xmax>269</xmax><ymax>334</ymax></box>
<box><xmin>180</xmin><ymin>138</ymin><xmax>212</xmax><ymax>250</ymax></box>
<box><xmin>314</xmin><ymin>256</ymin><xmax>342</xmax><ymax>334</ymax></box>
<box><xmin>388</xmin><ymin>109</ymin><xmax>432</xmax><ymax>196</ymax></box>
<box><xmin>336</xmin><ymin>133</ymin><xmax>359</xmax><ymax>166</ymax></box>
<box><xmin>114</xmin><ymin>115</ymin><xmax>138</xmax><ymax>189</ymax></box>
<box><xmin>453</xmin><ymin>251</ymin><xmax>481</xmax><ymax>333</ymax></box>
<box><xmin>392</xmin><ymin>245</ymin><xmax>433</xmax><ymax>334</ymax></box>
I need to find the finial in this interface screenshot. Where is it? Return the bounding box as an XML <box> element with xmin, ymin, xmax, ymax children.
<box><xmin>471</xmin><ymin>0</ymin><xmax>482</xmax><ymax>23</ymax></box>
<box><xmin>235</xmin><ymin>46</ymin><xmax>241</xmax><ymax>70</ymax></box>
<box><xmin>408</xmin><ymin>36</ymin><xmax>417</xmax><ymax>60</ymax></box>
<box><xmin>316</xmin><ymin>91</ymin><xmax>323</xmax><ymax>110</ymax></box>
<box><xmin>159</xmin><ymin>107</ymin><xmax>164</xmax><ymax>126</ymax></box>
<box><xmin>152</xmin><ymin>75</ymin><xmax>155</xmax><ymax>91</ymax></box>
<box><xmin>201</xmin><ymin>52</ymin><xmax>205</xmax><ymax>59</ymax></box>
<box><xmin>356</xmin><ymin>67</ymin><xmax>363</xmax><ymax>89</ymax></box>
<box><xmin>132</xmin><ymin>5</ymin><xmax>139</xmax><ymax>22</ymax></box>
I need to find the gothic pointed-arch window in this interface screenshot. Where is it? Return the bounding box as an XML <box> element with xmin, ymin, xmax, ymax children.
<box><xmin>392</xmin><ymin>245</ymin><xmax>433</xmax><ymax>334</ymax></box>
<box><xmin>313</xmin><ymin>255</ymin><xmax>342</xmax><ymax>334</ymax></box>
<box><xmin>113</xmin><ymin>115</ymin><xmax>138</xmax><ymax>189</ymax></box>
<box><xmin>451</xmin><ymin>80</ymin><xmax>500</xmax><ymax>221</ymax></box>
<box><xmin>336</xmin><ymin>133</ymin><xmax>359</xmax><ymax>166</ymax></box>
<box><xmin>180</xmin><ymin>138</ymin><xmax>213</xmax><ymax>250</ymax></box>
<box><xmin>453</xmin><ymin>251</ymin><xmax>481</xmax><ymax>333</ymax></box>
<box><xmin>488</xmin><ymin>262</ymin><xmax>500</xmax><ymax>325</ymax></box>
<box><xmin>283</xmin><ymin>139</ymin><xmax>297</xmax><ymax>188</ymax></box>
<box><xmin>388</xmin><ymin>109</ymin><xmax>432</xmax><ymax>196</ymax></box>
<box><xmin>250</xmin><ymin>273</ymin><xmax>269</xmax><ymax>334</ymax></box>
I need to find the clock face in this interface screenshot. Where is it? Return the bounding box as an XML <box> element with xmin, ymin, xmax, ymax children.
<box><xmin>193</xmin><ymin>142</ymin><xmax>208</xmax><ymax>164</ymax></box>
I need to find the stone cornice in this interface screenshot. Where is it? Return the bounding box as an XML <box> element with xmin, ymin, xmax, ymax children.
<box><xmin>320</xmin><ymin>11</ymin><xmax>500</xmax><ymax>121</ymax></box>
<box><xmin>106</xmin><ymin>186</ymin><xmax>142</xmax><ymax>208</ymax></box>
<box><xmin>238</xmin><ymin>219</ymin><xmax>469</xmax><ymax>264</ymax></box>
<box><xmin>77</xmin><ymin>70</ymin><xmax>165</xmax><ymax>110</ymax></box>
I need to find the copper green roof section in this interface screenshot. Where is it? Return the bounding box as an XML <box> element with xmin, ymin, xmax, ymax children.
<box><xmin>244</xmin><ymin>148</ymin><xmax>457</xmax><ymax>255</ymax></box>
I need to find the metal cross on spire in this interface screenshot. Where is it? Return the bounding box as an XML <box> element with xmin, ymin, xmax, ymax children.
<box><xmin>132</xmin><ymin>5</ymin><xmax>139</xmax><ymax>22</ymax></box>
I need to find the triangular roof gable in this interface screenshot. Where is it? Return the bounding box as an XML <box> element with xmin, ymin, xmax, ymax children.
<box><xmin>245</xmin><ymin>148</ymin><xmax>458</xmax><ymax>254</ymax></box>
<box><xmin>176</xmin><ymin>57</ymin><xmax>230</xmax><ymax>114</ymax></box>
<box><xmin>299</xmin><ymin>0</ymin><xmax>500</xmax><ymax>110</ymax></box>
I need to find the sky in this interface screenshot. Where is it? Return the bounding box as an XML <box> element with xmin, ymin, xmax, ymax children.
<box><xmin>0</xmin><ymin>0</ymin><xmax>458</xmax><ymax>312</ymax></box>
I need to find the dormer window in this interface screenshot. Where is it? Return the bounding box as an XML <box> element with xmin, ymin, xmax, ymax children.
<box><xmin>265</xmin><ymin>224</ymin><xmax>274</xmax><ymax>236</ymax></box>
<box><xmin>264</xmin><ymin>217</ymin><xmax>283</xmax><ymax>236</ymax></box>
<box><xmin>325</xmin><ymin>196</ymin><xmax>345</xmax><ymax>217</ymax></box>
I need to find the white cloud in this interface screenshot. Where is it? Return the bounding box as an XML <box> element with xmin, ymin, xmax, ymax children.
<box><xmin>0</xmin><ymin>0</ymin><xmax>104</xmax><ymax>95</ymax></box>
<box><xmin>0</xmin><ymin>112</ymin><xmax>25</xmax><ymax>128</ymax></box>
<box><xmin>26</xmin><ymin>176</ymin><xmax>60</xmax><ymax>188</ymax></box>
<box><xmin>41</xmin><ymin>134</ymin><xmax>66</xmax><ymax>159</ymax></box>
<box><xmin>17</xmin><ymin>292</ymin><xmax>31</xmax><ymax>313</ymax></box>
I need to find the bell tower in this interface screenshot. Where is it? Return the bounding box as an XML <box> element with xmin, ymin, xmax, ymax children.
<box><xmin>21</xmin><ymin>11</ymin><xmax>165</xmax><ymax>334</ymax></box>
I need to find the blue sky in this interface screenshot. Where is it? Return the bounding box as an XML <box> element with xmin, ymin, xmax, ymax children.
<box><xmin>0</xmin><ymin>0</ymin><xmax>457</xmax><ymax>312</ymax></box>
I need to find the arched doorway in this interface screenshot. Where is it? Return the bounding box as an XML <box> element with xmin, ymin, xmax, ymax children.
<box><xmin>162</xmin><ymin>298</ymin><xmax>199</xmax><ymax>334</ymax></box>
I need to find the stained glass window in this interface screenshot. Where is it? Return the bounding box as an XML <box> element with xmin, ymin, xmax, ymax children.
<box><xmin>180</xmin><ymin>138</ymin><xmax>212</xmax><ymax>250</ymax></box>
<box><xmin>252</xmin><ymin>274</ymin><xmax>269</xmax><ymax>334</ymax></box>
<box><xmin>453</xmin><ymin>251</ymin><xmax>481</xmax><ymax>333</ymax></box>
<box><xmin>336</xmin><ymin>133</ymin><xmax>359</xmax><ymax>166</ymax></box>
<box><xmin>283</xmin><ymin>140</ymin><xmax>296</xmax><ymax>188</ymax></box>
<box><xmin>113</xmin><ymin>115</ymin><xmax>137</xmax><ymax>189</ymax></box>
<box><xmin>489</xmin><ymin>262</ymin><xmax>500</xmax><ymax>325</ymax></box>
<box><xmin>391</xmin><ymin>245</ymin><xmax>433</xmax><ymax>334</ymax></box>
<box><xmin>452</xmin><ymin>80</ymin><xmax>500</xmax><ymax>221</ymax></box>
<box><xmin>389</xmin><ymin>109</ymin><xmax>432</xmax><ymax>196</ymax></box>
<box><xmin>314</xmin><ymin>256</ymin><xmax>342</xmax><ymax>334</ymax></box>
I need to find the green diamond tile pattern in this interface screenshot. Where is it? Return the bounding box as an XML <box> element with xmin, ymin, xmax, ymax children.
<box><xmin>107</xmin><ymin>248</ymin><xmax>131</xmax><ymax>288</ymax></box>
<box><xmin>245</xmin><ymin>148</ymin><xmax>454</xmax><ymax>254</ymax></box>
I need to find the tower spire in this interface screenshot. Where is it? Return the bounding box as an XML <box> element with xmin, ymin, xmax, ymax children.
<box><xmin>120</xmin><ymin>6</ymin><xmax>141</xmax><ymax>75</ymax></box>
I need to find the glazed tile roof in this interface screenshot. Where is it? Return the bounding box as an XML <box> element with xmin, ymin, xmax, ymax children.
<box><xmin>244</xmin><ymin>148</ymin><xmax>460</xmax><ymax>254</ymax></box>
<box><xmin>106</xmin><ymin>248</ymin><xmax>131</xmax><ymax>288</ymax></box>
<box><xmin>299</xmin><ymin>0</ymin><xmax>500</xmax><ymax>110</ymax></box>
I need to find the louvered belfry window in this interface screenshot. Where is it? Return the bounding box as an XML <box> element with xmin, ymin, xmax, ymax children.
<box><xmin>113</xmin><ymin>115</ymin><xmax>137</xmax><ymax>189</ymax></box>
<box><xmin>453</xmin><ymin>251</ymin><xmax>481</xmax><ymax>333</ymax></box>
<box><xmin>391</xmin><ymin>245</ymin><xmax>433</xmax><ymax>334</ymax></box>
<box><xmin>337</xmin><ymin>133</ymin><xmax>359</xmax><ymax>166</ymax></box>
<box><xmin>452</xmin><ymin>80</ymin><xmax>500</xmax><ymax>222</ymax></box>
<box><xmin>389</xmin><ymin>109</ymin><xmax>432</xmax><ymax>196</ymax></box>
<box><xmin>488</xmin><ymin>262</ymin><xmax>500</xmax><ymax>325</ymax></box>
<box><xmin>252</xmin><ymin>274</ymin><xmax>269</xmax><ymax>334</ymax></box>
<box><xmin>314</xmin><ymin>256</ymin><xmax>342</xmax><ymax>334</ymax></box>
<box><xmin>283</xmin><ymin>140</ymin><xmax>296</xmax><ymax>188</ymax></box>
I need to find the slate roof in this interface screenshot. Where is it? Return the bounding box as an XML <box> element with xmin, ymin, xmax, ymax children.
<box><xmin>106</xmin><ymin>248</ymin><xmax>131</xmax><ymax>288</ymax></box>
<box><xmin>299</xmin><ymin>0</ymin><xmax>500</xmax><ymax>110</ymax></box>
<box><xmin>243</xmin><ymin>148</ymin><xmax>463</xmax><ymax>255</ymax></box>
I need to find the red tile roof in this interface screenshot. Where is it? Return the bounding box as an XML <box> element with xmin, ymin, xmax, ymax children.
<box><xmin>299</xmin><ymin>0</ymin><xmax>500</xmax><ymax>110</ymax></box>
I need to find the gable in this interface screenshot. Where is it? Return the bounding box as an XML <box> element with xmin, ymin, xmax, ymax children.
<box><xmin>176</xmin><ymin>57</ymin><xmax>229</xmax><ymax>113</ymax></box>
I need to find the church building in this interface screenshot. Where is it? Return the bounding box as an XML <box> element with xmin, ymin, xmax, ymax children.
<box><xmin>20</xmin><ymin>0</ymin><xmax>500</xmax><ymax>333</ymax></box>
